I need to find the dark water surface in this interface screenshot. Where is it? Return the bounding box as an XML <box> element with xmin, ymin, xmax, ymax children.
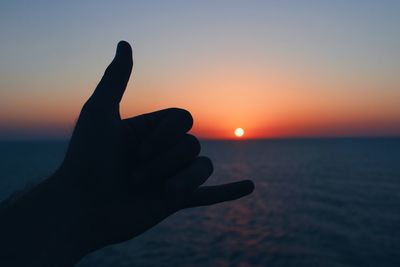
<box><xmin>1</xmin><ymin>139</ymin><xmax>399</xmax><ymax>266</ymax></box>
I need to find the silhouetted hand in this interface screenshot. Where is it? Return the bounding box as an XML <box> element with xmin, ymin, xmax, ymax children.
<box><xmin>0</xmin><ymin>41</ymin><xmax>254</xmax><ymax>267</ymax></box>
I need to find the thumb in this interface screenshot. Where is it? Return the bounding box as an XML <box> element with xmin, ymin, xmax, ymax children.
<box><xmin>90</xmin><ymin>41</ymin><xmax>133</xmax><ymax>109</ymax></box>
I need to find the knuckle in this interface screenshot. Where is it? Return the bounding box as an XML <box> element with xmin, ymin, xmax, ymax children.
<box><xmin>170</xmin><ymin>107</ymin><xmax>193</xmax><ymax>130</ymax></box>
<box><xmin>185</xmin><ymin>134</ymin><xmax>201</xmax><ymax>155</ymax></box>
<box><xmin>199</xmin><ymin>156</ymin><xmax>213</xmax><ymax>175</ymax></box>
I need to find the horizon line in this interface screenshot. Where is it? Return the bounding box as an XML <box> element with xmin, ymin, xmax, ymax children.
<box><xmin>1</xmin><ymin>135</ymin><xmax>399</xmax><ymax>142</ymax></box>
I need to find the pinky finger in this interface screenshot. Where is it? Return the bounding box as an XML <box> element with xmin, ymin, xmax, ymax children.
<box><xmin>183</xmin><ymin>180</ymin><xmax>255</xmax><ymax>208</ymax></box>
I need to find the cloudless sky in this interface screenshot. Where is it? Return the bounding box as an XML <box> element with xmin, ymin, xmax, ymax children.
<box><xmin>1</xmin><ymin>0</ymin><xmax>399</xmax><ymax>139</ymax></box>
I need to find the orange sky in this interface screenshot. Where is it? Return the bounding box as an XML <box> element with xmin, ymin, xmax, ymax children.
<box><xmin>1</xmin><ymin>1</ymin><xmax>400</xmax><ymax>139</ymax></box>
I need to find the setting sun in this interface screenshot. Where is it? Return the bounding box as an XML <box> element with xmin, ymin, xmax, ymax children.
<box><xmin>234</xmin><ymin>128</ymin><xmax>245</xmax><ymax>137</ymax></box>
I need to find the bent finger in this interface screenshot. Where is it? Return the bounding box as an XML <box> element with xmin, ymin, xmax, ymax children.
<box><xmin>165</xmin><ymin>156</ymin><xmax>213</xmax><ymax>196</ymax></box>
<box><xmin>136</xmin><ymin>108</ymin><xmax>193</xmax><ymax>160</ymax></box>
<box><xmin>131</xmin><ymin>134</ymin><xmax>200</xmax><ymax>185</ymax></box>
<box><xmin>123</xmin><ymin>108</ymin><xmax>192</xmax><ymax>143</ymax></box>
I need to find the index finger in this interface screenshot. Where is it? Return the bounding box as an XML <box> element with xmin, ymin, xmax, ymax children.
<box><xmin>125</xmin><ymin>108</ymin><xmax>193</xmax><ymax>160</ymax></box>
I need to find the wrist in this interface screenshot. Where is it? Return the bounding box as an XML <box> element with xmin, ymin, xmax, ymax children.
<box><xmin>0</xmin><ymin>170</ymin><xmax>90</xmax><ymax>266</ymax></box>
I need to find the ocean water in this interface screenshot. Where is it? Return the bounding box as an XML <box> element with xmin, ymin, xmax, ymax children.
<box><xmin>0</xmin><ymin>139</ymin><xmax>399</xmax><ymax>266</ymax></box>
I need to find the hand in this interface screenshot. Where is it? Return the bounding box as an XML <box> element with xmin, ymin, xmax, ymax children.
<box><xmin>0</xmin><ymin>41</ymin><xmax>254</xmax><ymax>266</ymax></box>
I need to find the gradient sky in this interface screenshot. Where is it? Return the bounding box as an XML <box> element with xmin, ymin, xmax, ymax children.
<box><xmin>1</xmin><ymin>1</ymin><xmax>399</xmax><ymax>139</ymax></box>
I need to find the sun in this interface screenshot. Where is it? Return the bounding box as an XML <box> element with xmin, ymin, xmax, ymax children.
<box><xmin>234</xmin><ymin>127</ymin><xmax>245</xmax><ymax>137</ymax></box>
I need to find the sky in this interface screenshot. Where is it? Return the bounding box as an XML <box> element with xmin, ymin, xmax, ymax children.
<box><xmin>0</xmin><ymin>0</ymin><xmax>399</xmax><ymax>139</ymax></box>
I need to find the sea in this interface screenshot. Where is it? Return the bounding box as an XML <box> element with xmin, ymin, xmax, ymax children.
<box><xmin>0</xmin><ymin>138</ymin><xmax>399</xmax><ymax>267</ymax></box>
